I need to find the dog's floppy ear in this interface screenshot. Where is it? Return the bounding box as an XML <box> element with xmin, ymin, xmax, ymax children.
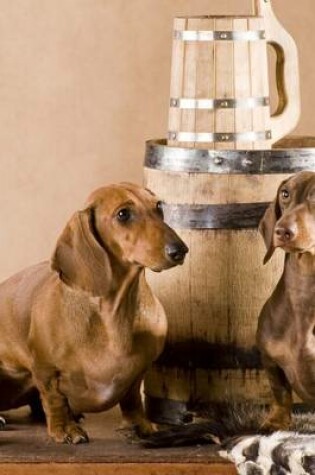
<box><xmin>259</xmin><ymin>200</ymin><xmax>280</xmax><ymax>264</ymax></box>
<box><xmin>51</xmin><ymin>207</ymin><xmax>112</xmax><ymax>295</ymax></box>
<box><xmin>259</xmin><ymin>177</ymin><xmax>291</xmax><ymax>263</ymax></box>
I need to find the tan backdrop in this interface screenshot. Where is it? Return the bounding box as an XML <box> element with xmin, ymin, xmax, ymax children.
<box><xmin>0</xmin><ymin>0</ymin><xmax>314</xmax><ymax>280</ymax></box>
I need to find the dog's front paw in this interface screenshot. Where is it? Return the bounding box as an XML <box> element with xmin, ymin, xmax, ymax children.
<box><xmin>50</xmin><ymin>423</ymin><xmax>89</xmax><ymax>444</ymax></box>
<box><xmin>260</xmin><ymin>416</ymin><xmax>291</xmax><ymax>433</ymax></box>
<box><xmin>119</xmin><ymin>416</ymin><xmax>157</xmax><ymax>438</ymax></box>
<box><xmin>135</xmin><ymin>418</ymin><xmax>157</xmax><ymax>437</ymax></box>
<box><xmin>260</xmin><ymin>404</ymin><xmax>291</xmax><ymax>433</ymax></box>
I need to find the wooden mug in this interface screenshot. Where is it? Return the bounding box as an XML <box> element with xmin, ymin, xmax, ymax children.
<box><xmin>168</xmin><ymin>0</ymin><xmax>301</xmax><ymax>150</ymax></box>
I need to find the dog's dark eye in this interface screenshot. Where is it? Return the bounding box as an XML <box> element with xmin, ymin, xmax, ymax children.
<box><xmin>281</xmin><ymin>189</ymin><xmax>290</xmax><ymax>199</ymax></box>
<box><xmin>156</xmin><ymin>201</ymin><xmax>164</xmax><ymax>218</ymax></box>
<box><xmin>117</xmin><ymin>208</ymin><xmax>132</xmax><ymax>223</ymax></box>
<box><xmin>308</xmin><ymin>190</ymin><xmax>315</xmax><ymax>203</ymax></box>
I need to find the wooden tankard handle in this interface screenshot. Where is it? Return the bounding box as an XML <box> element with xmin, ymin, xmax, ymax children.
<box><xmin>254</xmin><ymin>0</ymin><xmax>301</xmax><ymax>143</ymax></box>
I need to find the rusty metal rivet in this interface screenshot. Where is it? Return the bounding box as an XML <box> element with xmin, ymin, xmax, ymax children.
<box><xmin>214</xmin><ymin>157</ymin><xmax>224</xmax><ymax>165</ymax></box>
<box><xmin>242</xmin><ymin>158</ymin><xmax>253</xmax><ymax>167</ymax></box>
<box><xmin>170</xmin><ymin>98</ymin><xmax>178</xmax><ymax>107</ymax></box>
<box><xmin>221</xmin><ymin>101</ymin><xmax>229</xmax><ymax>108</ymax></box>
<box><xmin>220</xmin><ymin>33</ymin><xmax>228</xmax><ymax>39</ymax></box>
<box><xmin>221</xmin><ymin>134</ymin><xmax>230</xmax><ymax>141</ymax></box>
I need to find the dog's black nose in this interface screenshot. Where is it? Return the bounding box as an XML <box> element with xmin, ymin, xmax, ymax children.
<box><xmin>275</xmin><ymin>226</ymin><xmax>295</xmax><ymax>242</ymax></box>
<box><xmin>165</xmin><ymin>242</ymin><xmax>189</xmax><ymax>263</ymax></box>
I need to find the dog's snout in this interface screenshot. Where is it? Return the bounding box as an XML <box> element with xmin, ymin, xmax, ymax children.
<box><xmin>275</xmin><ymin>226</ymin><xmax>295</xmax><ymax>243</ymax></box>
<box><xmin>165</xmin><ymin>242</ymin><xmax>189</xmax><ymax>263</ymax></box>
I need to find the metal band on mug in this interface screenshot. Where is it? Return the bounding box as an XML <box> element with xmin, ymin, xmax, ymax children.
<box><xmin>174</xmin><ymin>30</ymin><xmax>266</xmax><ymax>42</ymax></box>
<box><xmin>168</xmin><ymin>131</ymin><xmax>272</xmax><ymax>143</ymax></box>
<box><xmin>162</xmin><ymin>202</ymin><xmax>270</xmax><ymax>230</ymax></box>
<box><xmin>170</xmin><ymin>97</ymin><xmax>270</xmax><ymax>110</ymax></box>
<box><xmin>144</xmin><ymin>139</ymin><xmax>315</xmax><ymax>174</ymax></box>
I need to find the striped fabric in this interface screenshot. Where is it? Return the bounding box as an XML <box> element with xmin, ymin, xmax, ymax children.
<box><xmin>220</xmin><ymin>432</ymin><xmax>315</xmax><ymax>475</ymax></box>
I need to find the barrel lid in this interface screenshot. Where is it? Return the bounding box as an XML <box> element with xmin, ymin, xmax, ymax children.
<box><xmin>144</xmin><ymin>137</ymin><xmax>315</xmax><ymax>174</ymax></box>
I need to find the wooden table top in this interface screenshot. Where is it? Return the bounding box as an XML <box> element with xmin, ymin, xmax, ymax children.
<box><xmin>0</xmin><ymin>406</ymin><xmax>237</xmax><ymax>474</ymax></box>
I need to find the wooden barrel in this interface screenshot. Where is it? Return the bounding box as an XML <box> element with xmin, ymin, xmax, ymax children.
<box><xmin>168</xmin><ymin>4</ymin><xmax>300</xmax><ymax>150</ymax></box>
<box><xmin>143</xmin><ymin>136</ymin><xmax>315</xmax><ymax>425</ymax></box>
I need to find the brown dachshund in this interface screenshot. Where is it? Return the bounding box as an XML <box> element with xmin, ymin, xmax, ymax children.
<box><xmin>0</xmin><ymin>183</ymin><xmax>188</xmax><ymax>443</ymax></box>
<box><xmin>257</xmin><ymin>171</ymin><xmax>315</xmax><ymax>431</ymax></box>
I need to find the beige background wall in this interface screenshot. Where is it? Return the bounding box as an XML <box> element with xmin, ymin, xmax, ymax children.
<box><xmin>0</xmin><ymin>0</ymin><xmax>314</xmax><ymax>279</ymax></box>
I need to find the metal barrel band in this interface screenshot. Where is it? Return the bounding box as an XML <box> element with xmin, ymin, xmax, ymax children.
<box><xmin>144</xmin><ymin>139</ymin><xmax>315</xmax><ymax>174</ymax></box>
<box><xmin>162</xmin><ymin>202</ymin><xmax>270</xmax><ymax>230</ymax></box>
<box><xmin>168</xmin><ymin>131</ymin><xmax>272</xmax><ymax>143</ymax></box>
<box><xmin>174</xmin><ymin>29</ymin><xmax>266</xmax><ymax>42</ymax></box>
<box><xmin>170</xmin><ymin>97</ymin><xmax>270</xmax><ymax>110</ymax></box>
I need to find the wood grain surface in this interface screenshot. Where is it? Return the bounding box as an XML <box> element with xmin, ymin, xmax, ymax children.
<box><xmin>0</xmin><ymin>463</ymin><xmax>237</xmax><ymax>475</ymax></box>
<box><xmin>0</xmin><ymin>406</ymin><xmax>232</xmax><ymax>471</ymax></box>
